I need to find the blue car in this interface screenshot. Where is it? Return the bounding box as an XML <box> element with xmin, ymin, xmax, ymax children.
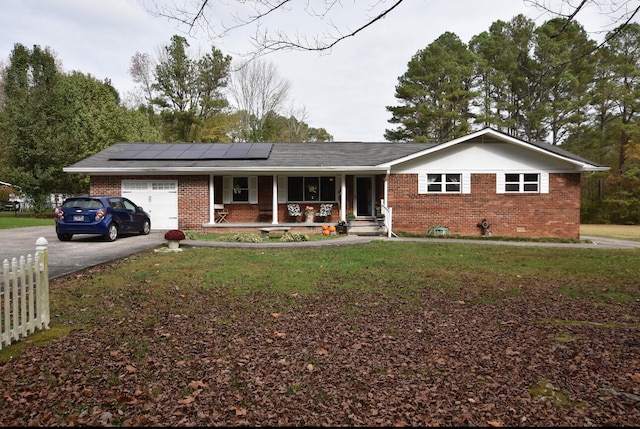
<box><xmin>54</xmin><ymin>196</ymin><xmax>151</xmax><ymax>242</ymax></box>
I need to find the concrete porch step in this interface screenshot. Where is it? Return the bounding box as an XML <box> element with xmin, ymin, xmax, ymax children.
<box><xmin>347</xmin><ymin>221</ymin><xmax>387</xmax><ymax>236</ymax></box>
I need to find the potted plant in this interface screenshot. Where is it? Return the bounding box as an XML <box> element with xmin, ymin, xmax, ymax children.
<box><xmin>304</xmin><ymin>205</ymin><xmax>315</xmax><ymax>223</ymax></box>
<box><xmin>164</xmin><ymin>229</ymin><xmax>185</xmax><ymax>250</ymax></box>
<box><xmin>346</xmin><ymin>212</ymin><xmax>356</xmax><ymax>224</ymax></box>
<box><xmin>335</xmin><ymin>220</ymin><xmax>348</xmax><ymax>234</ymax></box>
<box><xmin>376</xmin><ymin>213</ymin><xmax>385</xmax><ymax>226</ymax></box>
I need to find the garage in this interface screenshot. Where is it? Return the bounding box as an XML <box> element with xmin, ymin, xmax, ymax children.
<box><xmin>122</xmin><ymin>180</ymin><xmax>178</xmax><ymax>230</ymax></box>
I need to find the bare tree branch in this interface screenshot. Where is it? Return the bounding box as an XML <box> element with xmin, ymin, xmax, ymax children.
<box><xmin>144</xmin><ymin>0</ymin><xmax>640</xmax><ymax>59</ymax></box>
<box><xmin>143</xmin><ymin>0</ymin><xmax>407</xmax><ymax>58</ymax></box>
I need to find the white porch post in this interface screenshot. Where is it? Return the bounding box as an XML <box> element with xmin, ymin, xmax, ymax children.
<box><xmin>209</xmin><ymin>174</ymin><xmax>216</xmax><ymax>224</ymax></box>
<box><xmin>340</xmin><ymin>174</ymin><xmax>346</xmax><ymax>221</ymax></box>
<box><xmin>272</xmin><ymin>175</ymin><xmax>278</xmax><ymax>224</ymax></box>
<box><xmin>383</xmin><ymin>171</ymin><xmax>389</xmax><ymax>207</ymax></box>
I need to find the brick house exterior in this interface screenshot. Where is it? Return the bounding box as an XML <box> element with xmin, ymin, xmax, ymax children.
<box><xmin>387</xmin><ymin>172</ymin><xmax>581</xmax><ymax>238</ymax></box>
<box><xmin>65</xmin><ymin>128</ymin><xmax>607</xmax><ymax>239</ymax></box>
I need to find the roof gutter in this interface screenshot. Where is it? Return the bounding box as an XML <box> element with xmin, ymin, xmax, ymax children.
<box><xmin>63</xmin><ymin>166</ymin><xmax>391</xmax><ymax>174</ymax></box>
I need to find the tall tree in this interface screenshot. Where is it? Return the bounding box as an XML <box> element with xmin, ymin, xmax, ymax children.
<box><xmin>229</xmin><ymin>59</ymin><xmax>291</xmax><ymax>142</ymax></box>
<box><xmin>0</xmin><ymin>43</ymin><xmax>66</xmax><ymax>207</ymax></box>
<box><xmin>469</xmin><ymin>15</ymin><xmax>540</xmax><ymax>140</ymax></box>
<box><xmin>601</xmin><ymin>23</ymin><xmax>640</xmax><ymax>175</ymax></box>
<box><xmin>533</xmin><ymin>18</ymin><xmax>596</xmax><ymax>144</ymax></box>
<box><xmin>151</xmin><ymin>35</ymin><xmax>232</xmax><ymax>141</ymax></box>
<box><xmin>0</xmin><ymin>44</ymin><xmax>161</xmax><ymax>206</ymax></box>
<box><xmin>385</xmin><ymin>32</ymin><xmax>476</xmax><ymax>142</ymax></box>
<box><xmin>470</xmin><ymin>19</ymin><xmax>520</xmax><ymax>133</ymax></box>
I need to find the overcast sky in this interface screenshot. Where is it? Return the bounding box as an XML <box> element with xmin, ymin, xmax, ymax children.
<box><xmin>0</xmin><ymin>0</ymin><xmax>628</xmax><ymax>142</ymax></box>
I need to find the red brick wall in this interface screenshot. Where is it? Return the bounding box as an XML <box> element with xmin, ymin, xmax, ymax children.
<box><xmin>178</xmin><ymin>176</ymin><xmax>209</xmax><ymax>230</ymax></box>
<box><xmin>387</xmin><ymin>173</ymin><xmax>581</xmax><ymax>239</ymax></box>
<box><xmin>90</xmin><ymin>176</ymin><xmax>120</xmax><ymax>195</ymax></box>
<box><xmin>91</xmin><ymin>172</ymin><xmax>582</xmax><ymax>239</ymax></box>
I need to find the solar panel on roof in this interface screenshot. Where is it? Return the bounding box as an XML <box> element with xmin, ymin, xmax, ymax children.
<box><xmin>247</xmin><ymin>143</ymin><xmax>273</xmax><ymax>158</ymax></box>
<box><xmin>108</xmin><ymin>143</ymin><xmax>273</xmax><ymax>160</ymax></box>
<box><xmin>225</xmin><ymin>147</ymin><xmax>250</xmax><ymax>158</ymax></box>
<box><xmin>115</xmin><ymin>150</ymin><xmax>145</xmax><ymax>159</ymax></box>
<box><xmin>153</xmin><ymin>151</ymin><xmax>185</xmax><ymax>159</ymax></box>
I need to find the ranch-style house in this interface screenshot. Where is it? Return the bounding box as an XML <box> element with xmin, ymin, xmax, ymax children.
<box><xmin>63</xmin><ymin>128</ymin><xmax>608</xmax><ymax>239</ymax></box>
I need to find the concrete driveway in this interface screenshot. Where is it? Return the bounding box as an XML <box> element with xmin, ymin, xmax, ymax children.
<box><xmin>0</xmin><ymin>226</ymin><xmax>166</xmax><ymax>279</ymax></box>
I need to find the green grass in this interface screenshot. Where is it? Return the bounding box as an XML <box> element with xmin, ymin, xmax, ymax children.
<box><xmin>580</xmin><ymin>224</ymin><xmax>640</xmax><ymax>241</ymax></box>
<box><xmin>30</xmin><ymin>241</ymin><xmax>640</xmax><ymax>327</ymax></box>
<box><xmin>1</xmin><ymin>221</ymin><xmax>639</xmax><ymax>364</ymax></box>
<box><xmin>0</xmin><ymin>211</ymin><xmax>54</xmax><ymax>229</ymax></box>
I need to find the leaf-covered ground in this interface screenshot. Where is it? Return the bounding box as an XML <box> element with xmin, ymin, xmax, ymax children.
<box><xmin>1</xmin><ymin>268</ymin><xmax>639</xmax><ymax>426</ymax></box>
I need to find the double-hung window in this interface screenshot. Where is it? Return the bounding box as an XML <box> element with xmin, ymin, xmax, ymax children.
<box><xmin>231</xmin><ymin>177</ymin><xmax>250</xmax><ymax>202</ymax></box>
<box><xmin>505</xmin><ymin>173</ymin><xmax>539</xmax><ymax>193</ymax></box>
<box><xmin>223</xmin><ymin>176</ymin><xmax>257</xmax><ymax>203</ymax></box>
<box><xmin>287</xmin><ymin>176</ymin><xmax>336</xmax><ymax>202</ymax></box>
<box><xmin>427</xmin><ymin>173</ymin><xmax>462</xmax><ymax>193</ymax></box>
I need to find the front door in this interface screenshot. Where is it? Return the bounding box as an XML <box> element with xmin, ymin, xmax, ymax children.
<box><xmin>355</xmin><ymin>176</ymin><xmax>373</xmax><ymax>217</ymax></box>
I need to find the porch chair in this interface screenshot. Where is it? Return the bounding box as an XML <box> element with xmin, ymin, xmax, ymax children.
<box><xmin>214</xmin><ymin>204</ymin><xmax>229</xmax><ymax>223</ymax></box>
<box><xmin>287</xmin><ymin>203</ymin><xmax>302</xmax><ymax>222</ymax></box>
<box><xmin>258</xmin><ymin>205</ymin><xmax>272</xmax><ymax>222</ymax></box>
<box><xmin>317</xmin><ymin>203</ymin><xmax>333</xmax><ymax>222</ymax></box>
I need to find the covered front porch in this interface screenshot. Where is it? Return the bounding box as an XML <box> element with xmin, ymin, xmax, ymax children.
<box><xmin>204</xmin><ymin>173</ymin><xmax>391</xmax><ymax>229</ymax></box>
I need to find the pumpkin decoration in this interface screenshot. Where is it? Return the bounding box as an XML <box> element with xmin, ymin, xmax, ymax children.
<box><xmin>329</xmin><ymin>225</ymin><xmax>336</xmax><ymax>232</ymax></box>
<box><xmin>322</xmin><ymin>224</ymin><xmax>329</xmax><ymax>230</ymax></box>
<box><xmin>323</xmin><ymin>229</ymin><xmax>330</xmax><ymax>236</ymax></box>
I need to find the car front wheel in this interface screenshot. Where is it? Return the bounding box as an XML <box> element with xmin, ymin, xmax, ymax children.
<box><xmin>140</xmin><ymin>220</ymin><xmax>151</xmax><ymax>235</ymax></box>
<box><xmin>104</xmin><ymin>223</ymin><xmax>118</xmax><ymax>242</ymax></box>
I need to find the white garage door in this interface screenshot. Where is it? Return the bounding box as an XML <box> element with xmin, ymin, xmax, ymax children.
<box><xmin>122</xmin><ymin>180</ymin><xmax>178</xmax><ymax>230</ymax></box>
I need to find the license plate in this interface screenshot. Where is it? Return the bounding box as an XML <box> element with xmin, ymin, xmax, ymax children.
<box><xmin>73</xmin><ymin>215</ymin><xmax>84</xmax><ymax>222</ymax></box>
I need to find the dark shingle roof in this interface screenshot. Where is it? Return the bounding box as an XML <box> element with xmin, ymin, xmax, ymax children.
<box><xmin>65</xmin><ymin>141</ymin><xmax>438</xmax><ymax>172</ymax></box>
<box><xmin>63</xmin><ymin>128</ymin><xmax>607</xmax><ymax>173</ymax></box>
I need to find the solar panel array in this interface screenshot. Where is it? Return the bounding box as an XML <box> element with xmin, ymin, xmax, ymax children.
<box><xmin>109</xmin><ymin>143</ymin><xmax>273</xmax><ymax>160</ymax></box>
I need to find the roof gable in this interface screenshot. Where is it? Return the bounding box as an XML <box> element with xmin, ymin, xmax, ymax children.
<box><xmin>381</xmin><ymin>128</ymin><xmax>608</xmax><ymax>172</ymax></box>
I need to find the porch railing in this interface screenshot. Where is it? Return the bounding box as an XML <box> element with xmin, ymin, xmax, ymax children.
<box><xmin>380</xmin><ymin>200</ymin><xmax>394</xmax><ymax>237</ymax></box>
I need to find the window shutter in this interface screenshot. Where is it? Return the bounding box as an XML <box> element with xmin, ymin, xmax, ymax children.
<box><xmin>249</xmin><ymin>176</ymin><xmax>258</xmax><ymax>204</ymax></box>
<box><xmin>223</xmin><ymin>176</ymin><xmax>232</xmax><ymax>203</ymax></box>
<box><xmin>462</xmin><ymin>172</ymin><xmax>471</xmax><ymax>194</ymax></box>
<box><xmin>418</xmin><ymin>173</ymin><xmax>428</xmax><ymax>194</ymax></box>
<box><xmin>496</xmin><ymin>173</ymin><xmax>505</xmax><ymax>194</ymax></box>
<box><xmin>277</xmin><ymin>176</ymin><xmax>288</xmax><ymax>203</ymax></box>
<box><xmin>540</xmin><ymin>172</ymin><xmax>549</xmax><ymax>193</ymax></box>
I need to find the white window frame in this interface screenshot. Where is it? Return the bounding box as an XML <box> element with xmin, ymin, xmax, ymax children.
<box><xmin>419</xmin><ymin>172</ymin><xmax>470</xmax><ymax>194</ymax></box>
<box><xmin>497</xmin><ymin>172</ymin><xmax>549</xmax><ymax>194</ymax></box>
<box><xmin>503</xmin><ymin>173</ymin><xmax>540</xmax><ymax>193</ymax></box>
<box><xmin>223</xmin><ymin>176</ymin><xmax>258</xmax><ymax>203</ymax></box>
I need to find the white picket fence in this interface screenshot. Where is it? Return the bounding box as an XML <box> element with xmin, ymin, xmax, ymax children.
<box><xmin>0</xmin><ymin>237</ymin><xmax>50</xmax><ymax>350</ymax></box>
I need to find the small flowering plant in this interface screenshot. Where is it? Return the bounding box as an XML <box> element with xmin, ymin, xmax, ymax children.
<box><xmin>305</xmin><ymin>205</ymin><xmax>315</xmax><ymax>213</ymax></box>
<box><xmin>164</xmin><ymin>229</ymin><xmax>186</xmax><ymax>241</ymax></box>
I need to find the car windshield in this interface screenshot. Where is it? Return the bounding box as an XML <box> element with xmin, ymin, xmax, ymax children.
<box><xmin>62</xmin><ymin>198</ymin><xmax>104</xmax><ymax>209</ymax></box>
